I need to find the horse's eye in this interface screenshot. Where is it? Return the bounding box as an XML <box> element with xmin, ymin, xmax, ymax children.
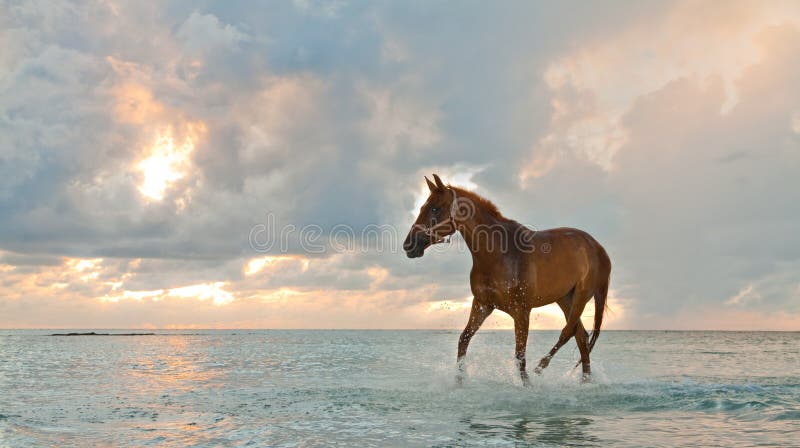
<box><xmin>431</xmin><ymin>207</ymin><xmax>439</xmax><ymax>213</ymax></box>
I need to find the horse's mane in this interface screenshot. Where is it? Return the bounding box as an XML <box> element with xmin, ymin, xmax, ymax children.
<box><xmin>450</xmin><ymin>186</ymin><xmax>504</xmax><ymax>219</ymax></box>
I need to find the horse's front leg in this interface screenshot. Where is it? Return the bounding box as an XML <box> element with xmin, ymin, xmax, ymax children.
<box><xmin>456</xmin><ymin>300</ymin><xmax>493</xmax><ymax>385</ymax></box>
<box><xmin>514</xmin><ymin>312</ymin><xmax>531</xmax><ymax>386</ymax></box>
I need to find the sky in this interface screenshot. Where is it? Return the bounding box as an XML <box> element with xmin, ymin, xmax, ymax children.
<box><xmin>1</xmin><ymin>0</ymin><xmax>799</xmax><ymax>330</ymax></box>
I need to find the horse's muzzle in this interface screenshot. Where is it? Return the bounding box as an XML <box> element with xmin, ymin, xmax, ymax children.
<box><xmin>404</xmin><ymin>232</ymin><xmax>429</xmax><ymax>258</ymax></box>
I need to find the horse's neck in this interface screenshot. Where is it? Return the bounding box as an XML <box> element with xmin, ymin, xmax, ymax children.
<box><xmin>458</xmin><ymin>208</ymin><xmax>509</xmax><ymax>265</ymax></box>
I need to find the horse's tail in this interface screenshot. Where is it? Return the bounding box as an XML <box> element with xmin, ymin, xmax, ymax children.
<box><xmin>588</xmin><ymin>247</ymin><xmax>611</xmax><ymax>353</ymax></box>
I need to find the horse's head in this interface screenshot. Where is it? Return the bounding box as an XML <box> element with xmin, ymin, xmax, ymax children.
<box><xmin>403</xmin><ymin>174</ymin><xmax>458</xmax><ymax>258</ymax></box>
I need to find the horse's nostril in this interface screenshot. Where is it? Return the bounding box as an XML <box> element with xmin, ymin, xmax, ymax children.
<box><xmin>404</xmin><ymin>232</ymin><xmax>424</xmax><ymax>252</ymax></box>
<box><xmin>405</xmin><ymin>245</ymin><xmax>424</xmax><ymax>258</ymax></box>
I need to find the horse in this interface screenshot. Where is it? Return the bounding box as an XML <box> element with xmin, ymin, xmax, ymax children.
<box><xmin>403</xmin><ymin>174</ymin><xmax>611</xmax><ymax>383</ymax></box>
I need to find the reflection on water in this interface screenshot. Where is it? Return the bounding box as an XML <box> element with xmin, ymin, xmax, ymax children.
<box><xmin>456</xmin><ymin>414</ymin><xmax>601</xmax><ymax>447</ymax></box>
<box><xmin>0</xmin><ymin>330</ymin><xmax>798</xmax><ymax>446</ymax></box>
<box><xmin>127</xmin><ymin>336</ymin><xmax>224</xmax><ymax>393</ymax></box>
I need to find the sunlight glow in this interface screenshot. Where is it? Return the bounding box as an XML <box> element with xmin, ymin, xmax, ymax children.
<box><xmin>167</xmin><ymin>282</ymin><xmax>234</xmax><ymax>306</ymax></box>
<box><xmin>65</xmin><ymin>258</ymin><xmax>103</xmax><ymax>282</ymax></box>
<box><xmin>244</xmin><ymin>255</ymin><xmax>310</xmax><ymax>276</ymax></box>
<box><xmin>102</xmin><ymin>289</ymin><xmax>164</xmax><ymax>303</ymax></box>
<box><xmin>254</xmin><ymin>287</ymin><xmax>306</xmax><ymax>303</ymax></box>
<box><xmin>137</xmin><ymin>124</ymin><xmax>204</xmax><ymax>201</ymax></box>
<box><xmin>101</xmin><ymin>282</ymin><xmax>234</xmax><ymax>306</ymax></box>
<box><xmin>410</xmin><ymin>167</ymin><xmax>483</xmax><ymax>216</ymax></box>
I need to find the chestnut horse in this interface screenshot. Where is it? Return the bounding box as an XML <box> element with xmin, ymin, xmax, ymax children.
<box><xmin>403</xmin><ymin>174</ymin><xmax>611</xmax><ymax>383</ymax></box>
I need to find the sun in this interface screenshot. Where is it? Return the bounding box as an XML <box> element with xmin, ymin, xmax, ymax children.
<box><xmin>137</xmin><ymin>124</ymin><xmax>203</xmax><ymax>201</ymax></box>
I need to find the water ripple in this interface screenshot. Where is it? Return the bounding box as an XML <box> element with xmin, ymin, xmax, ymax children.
<box><xmin>0</xmin><ymin>330</ymin><xmax>797</xmax><ymax>446</ymax></box>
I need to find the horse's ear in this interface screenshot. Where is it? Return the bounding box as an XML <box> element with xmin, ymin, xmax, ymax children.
<box><xmin>432</xmin><ymin>174</ymin><xmax>446</xmax><ymax>191</ymax></box>
<box><xmin>425</xmin><ymin>176</ymin><xmax>437</xmax><ymax>193</ymax></box>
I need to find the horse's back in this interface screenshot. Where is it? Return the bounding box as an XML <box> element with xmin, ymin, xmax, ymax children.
<box><xmin>538</xmin><ymin>227</ymin><xmax>610</xmax><ymax>273</ymax></box>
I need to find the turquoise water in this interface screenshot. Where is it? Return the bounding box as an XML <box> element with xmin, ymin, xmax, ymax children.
<box><xmin>0</xmin><ymin>330</ymin><xmax>798</xmax><ymax>446</ymax></box>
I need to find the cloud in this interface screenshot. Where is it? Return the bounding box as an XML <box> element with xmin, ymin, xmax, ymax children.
<box><xmin>175</xmin><ymin>11</ymin><xmax>250</xmax><ymax>55</ymax></box>
<box><xmin>0</xmin><ymin>1</ymin><xmax>798</xmax><ymax>329</ymax></box>
<box><xmin>522</xmin><ymin>17</ymin><xmax>800</xmax><ymax>326</ymax></box>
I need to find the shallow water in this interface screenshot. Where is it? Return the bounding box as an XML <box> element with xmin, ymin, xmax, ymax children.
<box><xmin>0</xmin><ymin>330</ymin><xmax>798</xmax><ymax>447</ymax></box>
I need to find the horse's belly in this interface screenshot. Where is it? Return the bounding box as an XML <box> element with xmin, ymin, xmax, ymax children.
<box><xmin>525</xmin><ymin>285</ymin><xmax>571</xmax><ymax>308</ymax></box>
<box><xmin>521</xmin><ymin>265</ymin><xmax>582</xmax><ymax>307</ymax></box>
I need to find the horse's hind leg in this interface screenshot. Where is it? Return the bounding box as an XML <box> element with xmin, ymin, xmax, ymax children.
<box><xmin>556</xmin><ymin>297</ymin><xmax>591</xmax><ymax>380</ymax></box>
<box><xmin>574</xmin><ymin>324</ymin><xmax>591</xmax><ymax>381</ymax></box>
<box><xmin>556</xmin><ymin>296</ymin><xmax>589</xmax><ymax>350</ymax></box>
<box><xmin>534</xmin><ymin>289</ymin><xmax>591</xmax><ymax>374</ymax></box>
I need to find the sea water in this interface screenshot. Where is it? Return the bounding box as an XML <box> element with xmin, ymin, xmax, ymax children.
<box><xmin>0</xmin><ymin>330</ymin><xmax>797</xmax><ymax>447</ymax></box>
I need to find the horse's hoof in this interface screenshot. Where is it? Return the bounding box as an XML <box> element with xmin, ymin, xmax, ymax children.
<box><xmin>580</xmin><ymin>373</ymin><xmax>591</xmax><ymax>383</ymax></box>
<box><xmin>521</xmin><ymin>375</ymin><xmax>531</xmax><ymax>387</ymax></box>
<box><xmin>455</xmin><ymin>374</ymin><xmax>465</xmax><ymax>387</ymax></box>
<box><xmin>533</xmin><ymin>367</ymin><xmax>543</xmax><ymax>376</ymax></box>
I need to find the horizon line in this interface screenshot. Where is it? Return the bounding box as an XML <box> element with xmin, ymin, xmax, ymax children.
<box><xmin>1</xmin><ymin>328</ymin><xmax>797</xmax><ymax>332</ymax></box>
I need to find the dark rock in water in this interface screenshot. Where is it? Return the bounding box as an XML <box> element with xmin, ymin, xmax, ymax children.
<box><xmin>49</xmin><ymin>332</ymin><xmax>156</xmax><ymax>336</ymax></box>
